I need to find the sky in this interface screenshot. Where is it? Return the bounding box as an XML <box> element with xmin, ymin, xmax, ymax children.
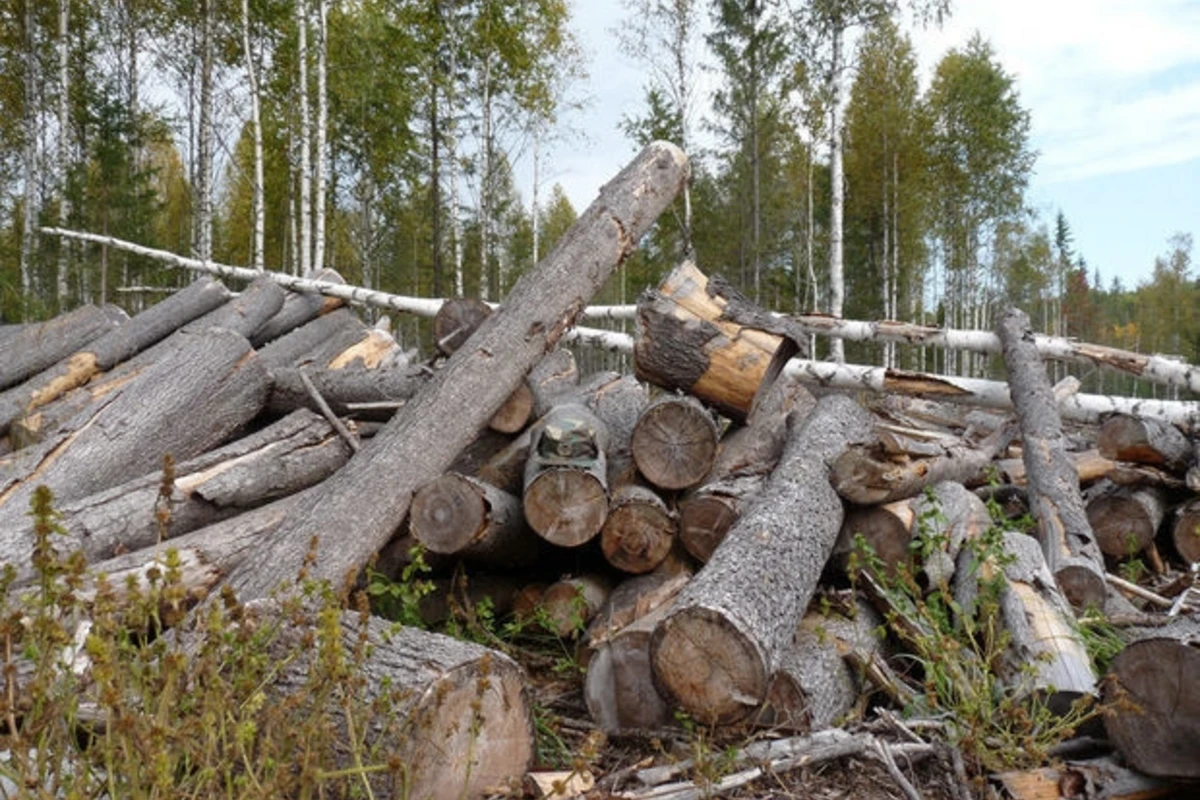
<box><xmin>525</xmin><ymin>0</ymin><xmax>1200</xmax><ymax>292</ymax></box>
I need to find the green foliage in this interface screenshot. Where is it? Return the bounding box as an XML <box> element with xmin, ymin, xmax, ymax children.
<box><xmin>364</xmin><ymin>545</ymin><xmax>435</xmax><ymax>629</ymax></box>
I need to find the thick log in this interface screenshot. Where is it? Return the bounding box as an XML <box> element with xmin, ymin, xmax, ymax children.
<box><xmin>220</xmin><ymin>142</ymin><xmax>688</xmax><ymax>602</ymax></box>
<box><xmin>1103</xmin><ymin>633</ymin><xmax>1200</xmax><ymax>779</ymax></box>
<box><xmin>52</xmin><ymin>409</ymin><xmax>349</xmax><ymax>564</ymax></box>
<box><xmin>836</xmin><ymin>500</ymin><xmax>916</xmax><ymax>578</ymax></box>
<box><xmin>601</xmin><ymin>484</ymin><xmax>676</xmax><ymax>574</ymax></box>
<box><xmin>582</xmin><ymin>372</ymin><xmax>650</xmax><ymax>488</ymax></box>
<box><xmin>912</xmin><ymin>482</ymin><xmax>992</xmax><ymax>591</ymax></box>
<box><xmin>0</xmin><ymin>277</ymin><xmax>230</xmax><ymax>436</ymax></box>
<box><xmin>195</xmin><ymin>275</ymin><xmax>286</xmax><ymax>339</ymax></box>
<box><xmin>1172</xmin><ymin>498</ymin><xmax>1200</xmax><ymax>564</ymax></box>
<box><xmin>434</xmin><ymin>296</ymin><xmax>493</xmax><ymax>355</ymax></box>
<box><xmin>265</xmin><ymin>361</ymin><xmax>430</xmax><ymax>418</ymax></box>
<box><xmin>1097</xmin><ymin>414</ymin><xmax>1192</xmax><ymax>472</ymax></box>
<box><xmin>997</xmin><ymin>307</ymin><xmax>1107</xmax><ymax>609</ymax></box>
<box><xmin>634</xmin><ymin>260</ymin><xmax>788</xmax><ymax>420</ymax></box>
<box><xmin>649</xmin><ymin>394</ymin><xmax>874</xmax><ymax>724</ymax></box>
<box><xmin>1084</xmin><ymin>481</ymin><xmax>1168</xmax><ymax>558</ymax></box>
<box><xmin>256</xmin><ymin>307</ymin><xmax>368</xmax><ymax>370</ymax></box>
<box><xmin>250</xmin><ymin>268</ymin><xmax>345</xmax><ymax>347</ymax></box>
<box><xmin>631</xmin><ymin>394</ymin><xmax>719</xmax><ymax>490</ymax></box>
<box><xmin>0</xmin><ymin>327</ymin><xmax>269</xmax><ymax>579</ymax></box>
<box><xmin>478</xmin><ymin>428</ymin><xmax>533</xmax><ymax>497</ymax></box>
<box><xmin>413</xmin><ymin>573</ymin><xmax>522</xmax><ymax>628</ymax></box>
<box><xmin>528</xmin><ymin>349</ymin><xmax>580</xmax><ymax>418</ymax></box>
<box><xmin>585</xmin><ymin>598</ymin><xmax>679</xmax><ymax>732</ymax></box>
<box><xmin>754</xmin><ymin>601</ymin><xmax>883</xmax><ymax>732</ymax></box>
<box><xmin>0</xmin><ymin>303</ymin><xmax>126</xmax><ymax>391</ymax></box>
<box><xmin>523</xmin><ymin>404</ymin><xmax>611</xmax><ymax>547</ymax></box>
<box><xmin>410</xmin><ymin>472</ymin><xmax>537</xmax><ymax>567</ymax></box>
<box><xmin>539</xmin><ymin>574</ymin><xmax>613</xmax><ymax>638</ymax></box>
<box><xmin>679</xmin><ymin>475</ymin><xmax>761</xmax><ymax>564</ymax></box>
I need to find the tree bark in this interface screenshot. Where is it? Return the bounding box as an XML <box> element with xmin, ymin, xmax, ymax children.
<box><xmin>650</xmin><ymin>394</ymin><xmax>874</xmax><ymax>724</ymax></box>
<box><xmin>434</xmin><ymin>296</ymin><xmax>493</xmax><ymax>356</ymax></box>
<box><xmin>1084</xmin><ymin>481</ymin><xmax>1167</xmax><ymax>558</ymax></box>
<box><xmin>0</xmin><ymin>278</ymin><xmax>230</xmax><ymax>437</ymax></box>
<box><xmin>601</xmin><ymin>484</ymin><xmax>677</xmax><ymax>574</ymax></box>
<box><xmin>1097</xmin><ymin>414</ymin><xmax>1192</xmax><ymax>473</ymax></box>
<box><xmin>312</xmin><ymin>0</ymin><xmax>327</xmax><ymax>273</ymax></box>
<box><xmin>219</xmin><ymin>142</ymin><xmax>688</xmax><ymax>602</ymax></box>
<box><xmin>634</xmin><ymin>260</ymin><xmax>788</xmax><ymax>420</ymax></box>
<box><xmin>256</xmin><ymin>306</ymin><xmax>367</xmax><ymax>370</ymax></box>
<box><xmin>996</xmin><ymin>308</ymin><xmax>1107</xmax><ymax>609</ymax></box>
<box><xmin>523</xmin><ymin>404</ymin><xmax>610</xmax><ymax>547</ymax></box>
<box><xmin>0</xmin><ymin>327</ymin><xmax>269</xmax><ymax>580</ymax></box>
<box><xmin>0</xmin><ymin>304</ymin><xmax>125</xmax><ymax>391</ymax></box>
<box><xmin>631</xmin><ymin>394</ymin><xmax>719</xmax><ymax>490</ymax></box>
<box><xmin>241</xmin><ymin>0</ymin><xmax>265</xmax><ymax>271</ymax></box>
<box><xmin>295</xmin><ymin>0</ymin><xmax>311</xmax><ymax>276</ymax></box>
<box><xmin>265</xmin><ymin>361</ymin><xmax>430</xmax><ymax>419</ymax></box>
<box><xmin>251</xmin><ymin>269</ymin><xmax>345</xmax><ymax>347</ymax></box>
<box><xmin>410</xmin><ymin>472</ymin><xmax>538</xmax><ymax>568</ymax></box>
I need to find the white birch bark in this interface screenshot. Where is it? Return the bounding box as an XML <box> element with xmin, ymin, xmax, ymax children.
<box><xmin>449</xmin><ymin>44</ymin><xmax>463</xmax><ymax>295</ymax></box>
<box><xmin>296</xmin><ymin>0</ymin><xmax>311</xmax><ymax>276</ymax></box>
<box><xmin>242</xmin><ymin>0</ymin><xmax>265</xmax><ymax>271</ymax></box>
<box><xmin>480</xmin><ymin>54</ymin><xmax>493</xmax><ymax>299</ymax></box>
<box><xmin>56</xmin><ymin>0</ymin><xmax>70</xmax><ymax>306</ymax></box>
<box><xmin>313</xmin><ymin>0</ymin><xmax>328</xmax><ymax>274</ymax></box>
<box><xmin>197</xmin><ymin>0</ymin><xmax>214</xmax><ymax>262</ymax></box>
<box><xmin>531</xmin><ymin>123</ymin><xmax>540</xmax><ymax>267</ymax></box>
<box><xmin>21</xmin><ymin>0</ymin><xmax>38</xmax><ymax>315</ymax></box>
<box><xmin>827</xmin><ymin>24</ymin><xmax>845</xmax><ymax>363</ymax></box>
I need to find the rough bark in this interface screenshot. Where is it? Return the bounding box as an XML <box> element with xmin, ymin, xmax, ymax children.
<box><xmin>256</xmin><ymin>306</ymin><xmax>367</xmax><ymax>370</ymax></box>
<box><xmin>528</xmin><ymin>349</ymin><xmax>580</xmax><ymax>418</ymax></box>
<box><xmin>0</xmin><ymin>304</ymin><xmax>126</xmax><ymax>391</ymax></box>
<box><xmin>1084</xmin><ymin>481</ymin><xmax>1167</xmax><ymax>558</ymax></box>
<box><xmin>1097</xmin><ymin>414</ymin><xmax>1192</xmax><ymax>473</ymax></box>
<box><xmin>997</xmin><ymin>308</ymin><xmax>1107</xmax><ymax>609</ymax></box>
<box><xmin>433</xmin><ymin>296</ymin><xmax>493</xmax><ymax>355</ymax></box>
<box><xmin>581</xmin><ymin>373</ymin><xmax>650</xmax><ymax>489</ymax></box>
<box><xmin>523</xmin><ymin>404</ymin><xmax>610</xmax><ymax>547</ymax></box>
<box><xmin>649</xmin><ymin>394</ymin><xmax>874</xmax><ymax>724</ymax></box>
<box><xmin>265</xmin><ymin>361</ymin><xmax>430</xmax><ymax>419</ymax></box>
<box><xmin>0</xmin><ymin>327</ymin><xmax>269</xmax><ymax>579</ymax></box>
<box><xmin>52</xmin><ymin>409</ymin><xmax>349</xmax><ymax>564</ymax></box>
<box><xmin>0</xmin><ymin>278</ymin><xmax>230</xmax><ymax>436</ymax></box>
<box><xmin>634</xmin><ymin>260</ymin><xmax>787</xmax><ymax>420</ymax></box>
<box><xmin>1103</xmin><ymin>632</ymin><xmax>1200</xmax><ymax>779</ymax></box>
<box><xmin>601</xmin><ymin>484</ymin><xmax>677</xmax><ymax>574</ymax></box>
<box><xmin>912</xmin><ymin>482</ymin><xmax>992</xmax><ymax>591</ymax></box>
<box><xmin>220</xmin><ymin>142</ymin><xmax>688</xmax><ymax>601</ymax></box>
<box><xmin>631</xmin><ymin>394</ymin><xmax>719</xmax><ymax>491</ymax></box>
<box><xmin>1172</xmin><ymin>498</ymin><xmax>1200</xmax><ymax>564</ymax></box>
<box><xmin>410</xmin><ymin>472</ymin><xmax>537</xmax><ymax>567</ymax></box>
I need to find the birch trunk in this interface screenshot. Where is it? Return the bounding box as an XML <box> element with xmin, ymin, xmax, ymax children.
<box><xmin>197</xmin><ymin>0</ymin><xmax>214</xmax><ymax>262</ymax></box>
<box><xmin>241</xmin><ymin>0</ymin><xmax>265</xmax><ymax>270</ymax></box>
<box><xmin>450</xmin><ymin>46</ymin><xmax>464</xmax><ymax>295</ymax></box>
<box><xmin>480</xmin><ymin>55</ymin><xmax>493</xmax><ymax>299</ymax></box>
<box><xmin>312</xmin><ymin>0</ymin><xmax>327</xmax><ymax>274</ymax></box>
<box><xmin>21</xmin><ymin>0</ymin><xmax>37</xmax><ymax>316</ymax></box>
<box><xmin>827</xmin><ymin>25</ymin><xmax>845</xmax><ymax>363</ymax></box>
<box><xmin>296</xmin><ymin>0</ymin><xmax>311</xmax><ymax>276</ymax></box>
<box><xmin>56</xmin><ymin>0</ymin><xmax>70</xmax><ymax>306</ymax></box>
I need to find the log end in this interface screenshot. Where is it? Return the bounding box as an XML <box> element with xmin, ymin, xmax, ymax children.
<box><xmin>411</xmin><ymin>474</ymin><xmax>487</xmax><ymax>554</ymax></box>
<box><xmin>524</xmin><ymin>468</ymin><xmax>608</xmax><ymax>547</ymax></box>
<box><xmin>1054</xmin><ymin>560</ymin><xmax>1109</xmax><ymax>611</ymax></box>
<box><xmin>678</xmin><ymin>494</ymin><xmax>737</xmax><ymax>564</ymax></box>
<box><xmin>631</xmin><ymin>398</ymin><xmax>718</xmax><ymax>490</ymax></box>
<box><xmin>650</xmin><ymin>604</ymin><xmax>766</xmax><ymax>725</ymax></box>
<box><xmin>601</xmin><ymin>493</ymin><xmax>676</xmax><ymax>574</ymax></box>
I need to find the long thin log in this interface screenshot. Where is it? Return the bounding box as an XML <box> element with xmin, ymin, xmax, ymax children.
<box><xmin>0</xmin><ymin>304</ymin><xmax>126</xmax><ymax>391</ymax></box>
<box><xmin>219</xmin><ymin>141</ymin><xmax>688</xmax><ymax>602</ymax></box>
<box><xmin>997</xmin><ymin>307</ymin><xmax>1107</xmax><ymax>609</ymax></box>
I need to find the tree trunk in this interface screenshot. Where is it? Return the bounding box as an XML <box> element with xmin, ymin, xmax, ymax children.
<box><xmin>996</xmin><ymin>307</ymin><xmax>1107</xmax><ymax>609</ymax></box>
<box><xmin>650</xmin><ymin>394</ymin><xmax>874</xmax><ymax>724</ymax></box>
<box><xmin>219</xmin><ymin>142</ymin><xmax>688</xmax><ymax>602</ymax></box>
<box><xmin>0</xmin><ymin>278</ymin><xmax>230</xmax><ymax>437</ymax></box>
<box><xmin>257</xmin><ymin>306</ymin><xmax>366</xmax><ymax>369</ymax></box>
<box><xmin>410</xmin><ymin>472</ymin><xmax>538</xmax><ymax>568</ymax></box>
<box><xmin>634</xmin><ymin>261</ymin><xmax>787</xmax><ymax>420</ymax></box>
<box><xmin>524</xmin><ymin>403</ymin><xmax>610</xmax><ymax>547</ymax></box>
<box><xmin>1084</xmin><ymin>481</ymin><xmax>1167</xmax><ymax>558</ymax></box>
<box><xmin>241</xmin><ymin>0</ymin><xmax>265</xmax><ymax>271</ymax></box>
<box><xmin>601</xmin><ymin>484</ymin><xmax>676</xmax><ymax>574</ymax></box>
<box><xmin>251</xmin><ymin>269</ymin><xmax>346</xmax><ymax>347</ymax></box>
<box><xmin>197</xmin><ymin>0</ymin><xmax>214</xmax><ymax>261</ymax></box>
<box><xmin>20</xmin><ymin>0</ymin><xmax>37</xmax><ymax>316</ymax></box>
<box><xmin>0</xmin><ymin>304</ymin><xmax>125</xmax><ymax>391</ymax></box>
<box><xmin>265</xmin><ymin>361</ymin><xmax>430</xmax><ymax>419</ymax></box>
<box><xmin>1097</xmin><ymin>415</ymin><xmax>1192</xmax><ymax>473</ymax></box>
<box><xmin>296</xmin><ymin>0</ymin><xmax>311</xmax><ymax>276</ymax></box>
<box><xmin>56</xmin><ymin>0</ymin><xmax>70</xmax><ymax>307</ymax></box>
<box><xmin>631</xmin><ymin>394</ymin><xmax>719</xmax><ymax>491</ymax></box>
<box><xmin>0</xmin><ymin>327</ymin><xmax>269</xmax><ymax>579</ymax></box>
<box><xmin>827</xmin><ymin>24</ymin><xmax>845</xmax><ymax>363</ymax></box>
<box><xmin>312</xmin><ymin>0</ymin><xmax>327</xmax><ymax>273</ymax></box>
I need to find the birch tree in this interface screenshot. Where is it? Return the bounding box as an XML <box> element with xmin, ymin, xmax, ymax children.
<box><xmin>241</xmin><ymin>0</ymin><xmax>265</xmax><ymax>271</ymax></box>
<box><xmin>313</xmin><ymin>0</ymin><xmax>328</xmax><ymax>274</ymax></box>
<box><xmin>296</xmin><ymin>0</ymin><xmax>311</xmax><ymax>276</ymax></box>
<box><xmin>56</xmin><ymin>0</ymin><xmax>70</xmax><ymax>306</ymax></box>
<box><xmin>20</xmin><ymin>0</ymin><xmax>38</xmax><ymax>316</ymax></box>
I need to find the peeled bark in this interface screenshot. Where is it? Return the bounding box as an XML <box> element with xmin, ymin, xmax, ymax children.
<box><xmin>631</xmin><ymin>394</ymin><xmax>719</xmax><ymax>491</ymax></box>
<box><xmin>220</xmin><ymin>142</ymin><xmax>688</xmax><ymax>602</ymax></box>
<box><xmin>410</xmin><ymin>472</ymin><xmax>537</xmax><ymax>567</ymax></box>
<box><xmin>650</xmin><ymin>394</ymin><xmax>874</xmax><ymax>724</ymax></box>
<box><xmin>997</xmin><ymin>308</ymin><xmax>1107</xmax><ymax>609</ymax></box>
<box><xmin>601</xmin><ymin>484</ymin><xmax>676</xmax><ymax>574</ymax></box>
<box><xmin>1085</xmin><ymin>481</ymin><xmax>1168</xmax><ymax>558</ymax></box>
<box><xmin>523</xmin><ymin>404</ymin><xmax>610</xmax><ymax>547</ymax></box>
<box><xmin>1097</xmin><ymin>414</ymin><xmax>1192</xmax><ymax>473</ymax></box>
<box><xmin>0</xmin><ymin>304</ymin><xmax>126</xmax><ymax>391</ymax></box>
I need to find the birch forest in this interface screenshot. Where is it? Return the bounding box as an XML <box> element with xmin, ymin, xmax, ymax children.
<box><xmin>1</xmin><ymin>0</ymin><xmax>1196</xmax><ymax>398</ymax></box>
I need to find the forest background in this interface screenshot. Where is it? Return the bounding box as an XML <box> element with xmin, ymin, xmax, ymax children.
<box><xmin>0</xmin><ymin>0</ymin><xmax>1196</xmax><ymax>398</ymax></box>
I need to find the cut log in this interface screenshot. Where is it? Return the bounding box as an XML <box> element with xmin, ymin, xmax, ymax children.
<box><xmin>1084</xmin><ymin>481</ymin><xmax>1168</xmax><ymax>558</ymax></box>
<box><xmin>836</xmin><ymin>500</ymin><xmax>916</xmax><ymax>578</ymax></box>
<box><xmin>489</xmin><ymin>381</ymin><xmax>534</xmax><ymax>434</ymax></box>
<box><xmin>993</xmin><ymin>756</ymin><xmax>1180</xmax><ymax>800</ymax></box>
<box><xmin>912</xmin><ymin>482</ymin><xmax>992</xmax><ymax>591</ymax></box>
<box><xmin>1097</xmin><ymin>414</ymin><xmax>1192</xmax><ymax>473</ymax></box>
<box><xmin>539</xmin><ymin>574</ymin><xmax>613</xmax><ymax>638</ymax></box>
<box><xmin>528</xmin><ymin>349</ymin><xmax>580</xmax><ymax>418</ymax></box>
<box><xmin>997</xmin><ymin>307</ymin><xmax>1107</xmax><ymax>609</ymax></box>
<box><xmin>0</xmin><ymin>277</ymin><xmax>230</xmax><ymax>436</ymax></box>
<box><xmin>220</xmin><ymin>142</ymin><xmax>688</xmax><ymax>602</ymax></box>
<box><xmin>0</xmin><ymin>327</ymin><xmax>269</xmax><ymax>580</ymax></box>
<box><xmin>585</xmin><ymin>598</ymin><xmax>679</xmax><ymax>732</ymax></box>
<box><xmin>581</xmin><ymin>372</ymin><xmax>650</xmax><ymax>489</ymax></box>
<box><xmin>634</xmin><ymin>260</ymin><xmax>788</xmax><ymax>420</ymax></box>
<box><xmin>524</xmin><ymin>403</ymin><xmax>611</xmax><ymax>547</ymax></box>
<box><xmin>410</xmin><ymin>472</ymin><xmax>538</xmax><ymax>568</ymax></box>
<box><xmin>256</xmin><ymin>307</ymin><xmax>368</xmax><ymax>371</ymax></box>
<box><xmin>754</xmin><ymin>601</ymin><xmax>883</xmax><ymax>732</ymax></box>
<box><xmin>265</xmin><ymin>361</ymin><xmax>430</xmax><ymax>418</ymax></box>
<box><xmin>250</xmin><ymin>268</ymin><xmax>345</xmax><ymax>347</ymax></box>
<box><xmin>478</xmin><ymin>428</ymin><xmax>533</xmax><ymax>497</ymax></box>
<box><xmin>679</xmin><ymin>475</ymin><xmax>761</xmax><ymax>564</ymax></box>
<box><xmin>1103</xmin><ymin>633</ymin><xmax>1200</xmax><ymax>779</ymax></box>
<box><xmin>631</xmin><ymin>394</ymin><xmax>719</xmax><ymax>491</ymax></box>
<box><xmin>601</xmin><ymin>484</ymin><xmax>676</xmax><ymax>574</ymax></box>
<box><xmin>193</xmin><ymin>275</ymin><xmax>286</xmax><ymax>339</ymax></box>
<box><xmin>649</xmin><ymin>394</ymin><xmax>874</xmax><ymax>724</ymax></box>
<box><xmin>413</xmin><ymin>573</ymin><xmax>521</xmax><ymax>628</ymax></box>
<box><xmin>434</xmin><ymin>296</ymin><xmax>493</xmax><ymax>355</ymax></box>
<box><xmin>52</xmin><ymin>409</ymin><xmax>350</xmax><ymax>564</ymax></box>
<box><xmin>0</xmin><ymin>303</ymin><xmax>126</xmax><ymax>391</ymax></box>
<box><xmin>327</xmin><ymin>326</ymin><xmax>401</xmax><ymax>369</ymax></box>
<box><xmin>1172</xmin><ymin>498</ymin><xmax>1200</xmax><ymax>564</ymax></box>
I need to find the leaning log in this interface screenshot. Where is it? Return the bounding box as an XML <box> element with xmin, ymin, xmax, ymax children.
<box><xmin>649</xmin><ymin>394</ymin><xmax>874</xmax><ymax>724</ymax></box>
<box><xmin>0</xmin><ymin>327</ymin><xmax>269</xmax><ymax>579</ymax></box>
<box><xmin>631</xmin><ymin>394</ymin><xmax>719</xmax><ymax>491</ymax></box>
<box><xmin>0</xmin><ymin>303</ymin><xmax>126</xmax><ymax>391</ymax></box>
<box><xmin>410</xmin><ymin>472</ymin><xmax>538</xmax><ymax>568</ymax></box>
<box><xmin>0</xmin><ymin>277</ymin><xmax>230</xmax><ymax>436</ymax></box>
<box><xmin>997</xmin><ymin>307</ymin><xmax>1107</xmax><ymax>609</ymax></box>
<box><xmin>220</xmin><ymin>141</ymin><xmax>688</xmax><ymax>602</ymax></box>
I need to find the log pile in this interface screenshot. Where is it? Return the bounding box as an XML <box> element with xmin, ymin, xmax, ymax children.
<box><xmin>5</xmin><ymin>144</ymin><xmax>1200</xmax><ymax>796</ymax></box>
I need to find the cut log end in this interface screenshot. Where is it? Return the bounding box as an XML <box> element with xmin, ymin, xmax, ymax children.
<box><xmin>631</xmin><ymin>396</ymin><xmax>718</xmax><ymax>490</ymax></box>
<box><xmin>411</xmin><ymin>473</ymin><xmax>487</xmax><ymax>554</ymax></box>
<box><xmin>650</xmin><ymin>605</ymin><xmax>766</xmax><ymax>725</ymax></box>
<box><xmin>601</xmin><ymin>488</ymin><xmax>676</xmax><ymax>574</ymax></box>
<box><xmin>434</xmin><ymin>297</ymin><xmax>492</xmax><ymax>356</ymax></box>
<box><xmin>678</xmin><ymin>494</ymin><xmax>738</xmax><ymax>563</ymax></box>
<box><xmin>1172</xmin><ymin>500</ymin><xmax>1200</xmax><ymax>564</ymax></box>
<box><xmin>1054</xmin><ymin>559</ymin><xmax>1109</xmax><ymax>611</ymax></box>
<box><xmin>524</xmin><ymin>468</ymin><xmax>608</xmax><ymax>547</ymax></box>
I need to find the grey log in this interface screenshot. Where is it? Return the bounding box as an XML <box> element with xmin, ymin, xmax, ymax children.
<box><xmin>0</xmin><ymin>303</ymin><xmax>126</xmax><ymax>391</ymax></box>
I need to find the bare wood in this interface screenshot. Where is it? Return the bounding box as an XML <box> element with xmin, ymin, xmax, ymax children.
<box><xmin>250</xmin><ymin>268</ymin><xmax>345</xmax><ymax>346</ymax></box>
<box><xmin>631</xmin><ymin>394</ymin><xmax>719</xmax><ymax>490</ymax></box>
<box><xmin>410</xmin><ymin>472</ymin><xmax>538</xmax><ymax>567</ymax></box>
<box><xmin>633</xmin><ymin>260</ymin><xmax>787</xmax><ymax>420</ymax></box>
<box><xmin>221</xmin><ymin>142</ymin><xmax>688</xmax><ymax>602</ymax></box>
<box><xmin>489</xmin><ymin>381</ymin><xmax>534</xmax><ymax>434</ymax></box>
<box><xmin>434</xmin><ymin>296</ymin><xmax>492</xmax><ymax>355</ymax></box>
<box><xmin>0</xmin><ymin>277</ymin><xmax>230</xmax><ymax>436</ymax></box>
<box><xmin>1098</xmin><ymin>414</ymin><xmax>1192</xmax><ymax>472</ymax></box>
<box><xmin>0</xmin><ymin>303</ymin><xmax>125</xmax><ymax>391</ymax></box>
<box><xmin>1172</xmin><ymin>498</ymin><xmax>1200</xmax><ymax>564</ymax></box>
<box><xmin>997</xmin><ymin>307</ymin><xmax>1107</xmax><ymax>609</ymax></box>
<box><xmin>524</xmin><ymin>404</ymin><xmax>611</xmax><ymax>547</ymax></box>
<box><xmin>678</xmin><ymin>476</ymin><xmax>759</xmax><ymax>563</ymax></box>
<box><xmin>993</xmin><ymin>756</ymin><xmax>1180</xmax><ymax>800</ymax></box>
<box><xmin>650</xmin><ymin>394</ymin><xmax>874</xmax><ymax>724</ymax></box>
<box><xmin>836</xmin><ymin>500</ymin><xmax>916</xmax><ymax>578</ymax></box>
<box><xmin>601</xmin><ymin>484</ymin><xmax>676</xmax><ymax>574</ymax></box>
<box><xmin>540</xmin><ymin>574</ymin><xmax>613</xmax><ymax>638</ymax></box>
<box><xmin>1085</xmin><ymin>481</ymin><xmax>1167</xmax><ymax>557</ymax></box>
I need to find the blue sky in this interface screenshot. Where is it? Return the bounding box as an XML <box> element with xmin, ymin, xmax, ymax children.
<box><xmin>529</xmin><ymin>0</ymin><xmax>1199</xmax><ymax>292</ymax></box>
